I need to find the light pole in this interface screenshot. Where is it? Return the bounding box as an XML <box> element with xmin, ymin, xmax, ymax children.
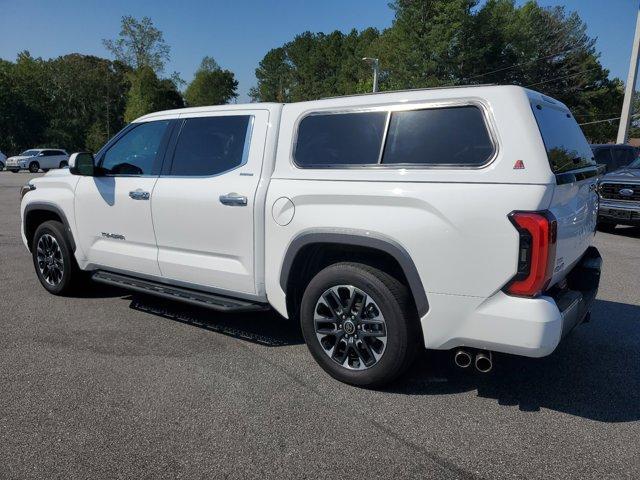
<box><xmin>617</xmin><ymin>6</ymin><xmax>640</xmax><ymax>144</ymax></box>
<box><xmin>362</xmin><ymin>57</ymin><xmax>379</xmax><ymax>93</ymax></box>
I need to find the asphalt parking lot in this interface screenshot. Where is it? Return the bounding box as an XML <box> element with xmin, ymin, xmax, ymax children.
<box><xmin>1</xmin><ymin>172</ymin><xmax>639</xmax><ymax>480</ymax></box>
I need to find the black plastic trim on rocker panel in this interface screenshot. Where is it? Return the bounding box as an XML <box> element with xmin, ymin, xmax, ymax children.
<box><xmin>280</xmin><ymin>230</ymin><xmax>429</xmax><ymax>317</ymax></box>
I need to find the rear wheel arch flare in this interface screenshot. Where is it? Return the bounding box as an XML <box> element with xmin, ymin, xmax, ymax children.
<box><xmin>280</xmin><ymin>230</ymin><xmax>429</xmax><ymax>319</ymax></box>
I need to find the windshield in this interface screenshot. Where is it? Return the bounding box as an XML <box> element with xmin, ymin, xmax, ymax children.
<box><xmin>531</xmin><ymin>103</ymin><xmax>595</xmax><ymax>174</ymax></box>
<box><xmin>20</xmin><ymin>150</ymin><xmax>40</xmax><ymax>156</ymax></box>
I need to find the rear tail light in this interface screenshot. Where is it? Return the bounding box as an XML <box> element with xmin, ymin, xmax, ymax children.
<box><xmin>505</xmin><ymin>211</ymin><xmax>557</xmax><ymax>297</ymax></box>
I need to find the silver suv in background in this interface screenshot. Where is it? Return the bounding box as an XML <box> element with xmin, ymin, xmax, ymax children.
<box><xmin>6</xmin><ymin>149</ymin><xmax>69</xmax><ymax>173</ymax></box>
<box><xmin>0</xmin><ymin>150</ymin><xmax>6</xmax><ymax>171</ymax></box>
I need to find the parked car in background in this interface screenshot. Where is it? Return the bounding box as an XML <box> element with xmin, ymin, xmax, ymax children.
<box><xmin>0</xmin><ymin>150</ymin><xmax>6</xmax><ymax>170</ymax></box>
<box><xmin>6</xmin><ymin>149</ymin><xmax>69</xmax><ymax>173</ymax></box>
<box><xmin>591</xmin><ymin>143</ymin><xmax>638</xmax><ymax>173</ymax></box>
<box><xmin>597</xmin><ymin>156</ymin><xmax>640</xmax><ymax>232</ymax></box>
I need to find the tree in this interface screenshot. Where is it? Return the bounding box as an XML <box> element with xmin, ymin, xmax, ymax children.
<box><xmin>0</xmin><ymin>56</ymin><xmax>47</xmax><ymax>154</ymax></box>
<box><xmin>249</xmin><ymin>47</ymin><xmax>292</xmax><ymax>102</ymax></box>
<box><xmin>0</xmin><ymin>52</ymin><xmax>131</xmax><ymax>154</ymax></box>
<box><xmin>124</xmin><ymin>66</ymin><xmax>183</xmax><ymax>122</ymax></box>
<box><xmin>184</xmin><ymin>57</ymin><xmax>238</xmax><ymax>106</ymax></box>
<box><xmin>250</xmin><ymin>0</ymin><xmax>622</xmax><ymax>142</ymax></box>
<box><xmin>103</xmin><ymin>16</ymin><xmax>170</xmax><ymax>73</ymax></box>
<box><xmin>249</xmin><ymin>28</ymin><xmax>380</xmax><ymax>103</ymax></box>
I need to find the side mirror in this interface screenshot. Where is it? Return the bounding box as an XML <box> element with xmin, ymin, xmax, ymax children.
<box><xmin>69</xmin><ymin>152</ymin><xmax>95</xmax><ymax>176</ymax></box>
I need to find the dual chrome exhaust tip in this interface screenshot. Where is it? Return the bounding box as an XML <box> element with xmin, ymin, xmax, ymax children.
<box><xmin>454</xmin><ymin>349</ymin><xmax>493</xmax><ymax>373</ymax></box>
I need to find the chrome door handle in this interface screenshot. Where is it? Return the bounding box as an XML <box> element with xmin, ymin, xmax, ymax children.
<box><xmin>129</xmin><ymin>190</ymin><xmax>150</xmax><ymax>200</ymax></box>
<box><xmin>219</xmin><ymin>192</ymin><xmax>247</xmax><ymax>206</ymax></box>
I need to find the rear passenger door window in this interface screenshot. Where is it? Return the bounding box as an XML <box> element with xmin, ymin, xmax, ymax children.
<box><xmin>168</xmin><ymin>116</ymin><xmax>252</xmax><ymax>176</ymax></box>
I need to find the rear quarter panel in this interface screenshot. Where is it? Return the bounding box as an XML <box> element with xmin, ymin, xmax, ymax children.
<box><xmin>265</xmin><ymin>86</ymin><xmax>556</xmax><ymax>319</ymax></box>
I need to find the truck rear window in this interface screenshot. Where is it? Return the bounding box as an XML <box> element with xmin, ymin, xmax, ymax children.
<box><xmin>532</xmin><ymin>103</ymin><xmax>595</xmax><ymax>174</ymax></box>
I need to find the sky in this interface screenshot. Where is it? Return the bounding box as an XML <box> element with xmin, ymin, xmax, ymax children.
<box><xmin>0</xmin><ymin>0</ymin><xmax>638</xmax><ymax>102</ymax></box>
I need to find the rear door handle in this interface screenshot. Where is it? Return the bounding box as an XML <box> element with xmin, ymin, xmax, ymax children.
<box><xmin>219</xmin><ymin>192</ymin><xmax>247</xmax><ymax>206</ymax></box>
<box><xmin>129</xmin><ymin>189</ymin><xmax>150</xmax><ymax>200</ymax></box>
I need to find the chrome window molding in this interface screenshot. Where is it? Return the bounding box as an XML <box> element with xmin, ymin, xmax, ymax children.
<box><xmin>290</xmin><ymin>98</ymin><xmax>500</xmax><ymax>171</ymax></box>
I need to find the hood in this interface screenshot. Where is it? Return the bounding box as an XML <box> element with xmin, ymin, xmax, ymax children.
<box><xmin>7</xmin><ymin>155</ymin><xmax>33</xmax><ymax>162</ymax></box>
<box><xmin>601</xmin><ymin>168</ymin><xmax>640</xmax><ymax>183</ymax></box>
<box><xmin>41</xmin><ymin>168</ymin><xmax>72</xmax><ymax>178</ymax></box>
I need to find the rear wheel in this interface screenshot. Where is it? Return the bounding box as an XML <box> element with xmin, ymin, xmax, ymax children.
<box><xmin>28</xmin><ymin>161</ymin><xmax>40</xmax><ymax>173</ymax></box>
<box><xmin>300</xmin><ymin>262</ymin><xmax>419</xmax><ymax>387</ymax></box>
<box><xmin>59</xmin><ymin>161</ymin><xmax>68</xmax><ymax>169</ymax></box>
<box><xmin>32</xmin><ymin>220</ymin><xmax>84</xmax><ymax>295</ymax></box>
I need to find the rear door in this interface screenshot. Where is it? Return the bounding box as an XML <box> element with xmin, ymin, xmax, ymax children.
<box><xmin>531</xmin><ymin>102</ymin><xmax>598</xmax><ymax>283</ymax></box>
<box><xmin>151</xmin><ymin>109</ymin><xmax>269</xmax><ymax>295</ymax></box>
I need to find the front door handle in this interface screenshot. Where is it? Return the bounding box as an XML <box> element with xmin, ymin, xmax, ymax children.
<box><xmin>219</xmin><ymin>192</ymin><xmax>247</xmax><ymax>206</ymax></box>
<box><xmin>129</xmin><ymin>189</ymin><xmax>150</xmax><ymax>200</ymax></box>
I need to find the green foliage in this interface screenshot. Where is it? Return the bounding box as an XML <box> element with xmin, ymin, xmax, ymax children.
<box><xmin>249</xmin><ymin>28</ymin><xmax>380</xmax><ymax>102</ymax></box>
<box><xmin>251</xmin><ymin>0</ymin><xmax>623</xmax><ymax>142</ymax></box>
<box><xmin>0</xmin><ymin>52</ymin><xmax>130</xmax><ymax>155</ymax></box>
<box><xmin>0</xmin><ymin>56</ymin><xmax>47</xmax><ymax>154</ymax></box>
<box><xmin>184</xmin><ymin>57</ymin><xmax>238</xmax><ymax>107</ymax></box>
<box><xmin>103</xmin><ymin>16</ymin><xmax>170</xmax><ymax>74</ymax></box>
<box><xmin>124</xmin><ymin>66</ymin><xmax>184</xmax><ymax>123</ymax></box>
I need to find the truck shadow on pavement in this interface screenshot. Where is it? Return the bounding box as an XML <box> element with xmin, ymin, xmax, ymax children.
<box><xmin>128</xmin><ymin>294</ymin><xmax>304</xmax><ymax>347</ymax></box>
<box><xmin>113</xmin><ymin>287</ymin><xmax>639</xmax><ymax>422</ymax></box>
<box><xmin>394</xmin><ymin>299</ymin><xmax>640</xmax><ymax>423</ymax></box>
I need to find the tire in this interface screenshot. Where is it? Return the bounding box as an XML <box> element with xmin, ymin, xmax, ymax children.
<box><xmin>597</xmin><ymin>222</ymin><xmax>616</xmax><ymax>233</ymax></box>
<box><xmin>10</xmin><ymin>169</ymin><xmax>19</xmax><ymax>173</ymax></box>
<box><xmin>300</xmin><ymin>262</ymin><xmax>420</xmax><ymax>387</ymax></box>
<box><xmin>31</xmin><ymin>220</ymin><xmax>84</xmax><ymax>295</ymax></box>
<box><xmin>59</xmin><ymin>161</ymin><xmax>68</xmax><ymax>169</ymax></box>
<box><xmin>28</xmin><ymin>161</ymin><xmax>40</xmax><ymax>173</ymax></box>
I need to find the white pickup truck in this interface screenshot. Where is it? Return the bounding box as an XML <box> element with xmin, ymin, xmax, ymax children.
<box><xmin>20</xmin><ymin>85</ymin><xmax>601</xmax><ymax>387</ymax></box>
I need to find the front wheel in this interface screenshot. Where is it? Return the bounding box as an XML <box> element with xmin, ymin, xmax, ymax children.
<box><xmin>32</xmin><ymin>220</ymin><xmax>84</xmax><ymax>295</ymax></box>
<box><xmin>59</xmin><ymin>161</ymin><xmax>68</xmax><ymax>169</ymax></box>
<box><xmin>300</xmin><ymin>262</ymin><xmax>420</xmax><ymax>387</ymax></box>
<box><xmin>28</xmin><ymin>161</ymin><xmax>40</xmax><ymax>173</ymax></box>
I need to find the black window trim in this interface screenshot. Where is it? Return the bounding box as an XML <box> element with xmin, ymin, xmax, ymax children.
<box><xmin>291</xmin><ymin>99</ymin><xmax>499</xmax><ymax>170</ymax></box>
<box><xmin>160</xmin><ymin>114</ymin><xmax>255</xmax><ymax>179</ymax></box>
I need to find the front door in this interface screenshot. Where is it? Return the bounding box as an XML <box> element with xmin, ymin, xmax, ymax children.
<box><xmin>74</xmin><ymin>120</ymin><xmax>172</xmax><ymax>276</ymax></box>
<box><xmin>152</xmin><ymin>110</ymin><xmax>268</xmax><ymax>295</ymax></box>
